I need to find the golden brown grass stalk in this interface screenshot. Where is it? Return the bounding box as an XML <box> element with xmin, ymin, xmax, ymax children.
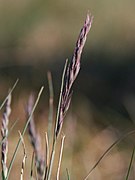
<box><xmin>1</xmin><ymin>93</ymin><xmax>11</xmax><ymax>179</ymax></box>
<box><xmin>26</xmin><ymin>94</ymin><xmax>44</xmax><ymax>180</ymax></box>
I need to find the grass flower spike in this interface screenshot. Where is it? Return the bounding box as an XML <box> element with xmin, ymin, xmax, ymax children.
<box><xmin>55</xmin><ymin>13</ymin><xmax>93</xmax><ymax>138</ymax></box>
<box><xmin>1</xmin><ymin>93</ymin><xmax>11</xmax><ymax>179</ymax></box>
<box><xmin>26</xmin><ymin>94</ymin><xmax>44</xmax><ymax>179</ymax></box>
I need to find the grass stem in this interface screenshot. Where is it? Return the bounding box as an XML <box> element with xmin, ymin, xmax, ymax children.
<box><xmin>46</xmin><ymin>60</ymin><xmax>68</xmax><ymax>180</ymax></box>
<box><xmin>56</xmin><ymin>134</ymin><xmax>65</xmax><ymax>180</ymax></box>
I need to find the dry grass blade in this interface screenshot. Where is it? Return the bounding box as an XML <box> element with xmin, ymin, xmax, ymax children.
<box><xmin>1</xmin><ymin>92</ymin><xmax>11</xmax><ymax>179</ymax></box>
<box><xmin>6</xmin><ymin>86</ymin><xmax>44</xmax><ymax>180</ymax></box>
<box><xmin>56</xmin><ymin>134</ymin><xmax>65</xmax><ymax>180</ymax></box>
<box><xmin>83</xmin><ymin>129</ymin><xmax>135</xmax><ymax>180</ymax></box>
<box><xmin>18</xmin><ymin>131</ymin><xmax>27</xmax><ymax>180</ymax></box>
<box><xmin>0</xmin><ymin>79</ymin><xmax>18</xmax><ymax>111</ymax></box>
<box><xmin>26</xmin><ymin>94</ymin><xmax>45</xmax><ymax>179</ymax></box>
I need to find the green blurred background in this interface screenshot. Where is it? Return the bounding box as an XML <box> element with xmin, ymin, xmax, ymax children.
<box><xmin>1</xmin><ymin>0</ymin><xmax>135</xmax><ymax>179</ymax></box>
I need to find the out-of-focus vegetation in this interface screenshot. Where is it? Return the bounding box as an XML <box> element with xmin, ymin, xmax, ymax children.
<box><xmin>0</xmin><ymin>0</ymin><xmax>135</xmax><ymax>64</ymax></box>
<box><xmin>0</xmin><ymin>0</ymin><xmax>135</xmax><ymax>108</ymax></box>
<box><xmin>0</xmin><ymin>1</ymin><xmax>135</xmax><ymax>179</ymax></box>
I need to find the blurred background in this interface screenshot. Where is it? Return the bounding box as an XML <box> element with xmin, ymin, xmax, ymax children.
<box><xmin>0</xmin><ymin>0</ymin><xmax>135</xmax><ymax>179</ymax></box>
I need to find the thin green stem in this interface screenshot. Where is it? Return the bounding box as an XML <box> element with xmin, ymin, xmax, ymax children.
<box><xmin>0</xmin><ymin>79</ymin><xmax>19</xmax><ymax>111</ymax></box>
<box><xmin>56</xmin><ymin>135</ymin><xmax>65</xmax><ymax>180</ymax></box>
<box><xmin>54</xmin><ymin>59</ymin><xmax>68</xmax><ymax>139</ymax></box>
<box><xmin>66</xmin><ymin>169</ymin><xmax>70</xmax><ymax>180</ymax></box>
<box><xmin>46</xmin><ymin>139</ymin><xmax>56</xmax><ymax>180</ymax></box>
<box><xmin>47</xmin><ymin>71</ymin><xmax>54</xmax><ymax>144</ymax></box>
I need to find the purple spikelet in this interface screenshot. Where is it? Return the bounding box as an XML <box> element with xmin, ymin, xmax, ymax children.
<box><xmin>56</xmin><ymin>14</ymin><xmax>93</xmax><ymax>137</ymax></box>
<box><xmin>1</xmin><ymin>93</ymin><xmax>11</xmax><ymax>178</ymax></box>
